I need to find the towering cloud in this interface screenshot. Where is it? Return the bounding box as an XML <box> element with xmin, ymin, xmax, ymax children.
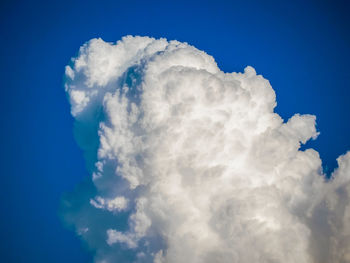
<box><xmin>62</xmin><ymin>36</ymin><xmax>350</xmax><ymax>263</ymax></box>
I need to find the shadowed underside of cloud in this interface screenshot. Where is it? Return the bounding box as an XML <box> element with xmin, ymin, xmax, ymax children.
<box><xmin>61</xmin><ymin>36</ymin><xmax>350</xmax><ymax>263</ymax></box>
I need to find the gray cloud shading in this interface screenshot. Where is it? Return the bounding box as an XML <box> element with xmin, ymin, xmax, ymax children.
<box><xmin>62</xmin><ymin>36</ymin><xmax>350</xmax><ymax>263</ymax></box>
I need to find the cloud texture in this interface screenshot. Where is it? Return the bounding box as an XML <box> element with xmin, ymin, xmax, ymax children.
<box><xmin>62</xmin><ymin>36</ymin><xmax>350</xmax><ymax>263</ymax></box>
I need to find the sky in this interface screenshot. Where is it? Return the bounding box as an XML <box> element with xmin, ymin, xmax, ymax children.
<box><xmin>1</xmin><ymin>0</ymin><xmax>350</xmax><ymax>262</ymax></box>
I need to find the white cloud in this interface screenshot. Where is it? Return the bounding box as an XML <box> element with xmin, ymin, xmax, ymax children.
<box><xmin>62</xmin><ymin>36</ymin><xmax>350</xmax><ymax>263</ymax></box>
<box><xmin>90</xmin><ymin>196</ymin><xmax>128</xmax><ymax>212</ymax></box>
<box><xmin>107</xmin><ymin>229</ymin><xmax>137</xmax><ymax>248</ymax></box>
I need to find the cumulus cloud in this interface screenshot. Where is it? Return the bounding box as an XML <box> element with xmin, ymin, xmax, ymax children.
<box><xmin>62</xmin><ymin>36</ymin><xmax>350</xmax><ymax>263</ymax></box>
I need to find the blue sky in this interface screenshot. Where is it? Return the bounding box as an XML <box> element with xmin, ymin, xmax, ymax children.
<box><xmin>1</xmin><ymin>0</ymin><xmax>349</xmax><ymax>262</ymax></box>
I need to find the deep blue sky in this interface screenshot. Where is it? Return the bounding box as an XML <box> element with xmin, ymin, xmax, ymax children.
<box><xmin>1</xmin><ymin>0</ymin><xmax>349</xmax><ymax>262</ymax></box>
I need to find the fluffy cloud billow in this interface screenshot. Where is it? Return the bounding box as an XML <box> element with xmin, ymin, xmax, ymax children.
<box><xmin>62</xmin><ymin>36</ymin><xmax>350</xmax><ymax>263</ymax></box>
